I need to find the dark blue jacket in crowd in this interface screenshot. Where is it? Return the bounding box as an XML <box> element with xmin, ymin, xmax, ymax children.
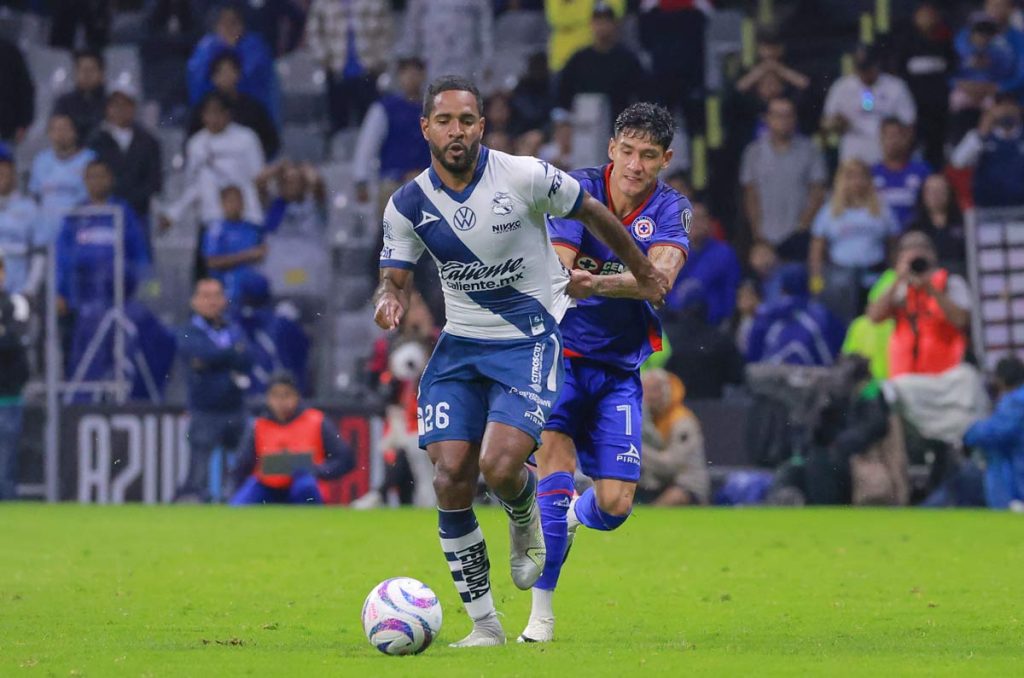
<box><xmin>235</xmin><ymin>303</ymin><xmax>310</xmax><ymax>396</ymax></box>
<box><xmin>964</xmin><ymin>384</ymin><xmax>1024</xmax><ymax>508</ymax></box>
<box><xmin>972</xmin><ymin>132</ymin><xmax>1024</xmax><ymax>207</ymax></box>
<box><xmin>177</xmin><ymin>314</ymin><xmax>253</xmax><ymax>413</ymax></box>
<box><xmin>378</xmin><ymin>94</ymin><xmax>431</xmax><ymax>182</ymax></box>
<box><xmin>746</xmin><ymin>296</ymin><xmax>846</xmax><ymax>366</ymax></box>
<box><xmin>56</xmin><ymin>199</ymin><xmax>151</xmax><ymax>311</ymax></box>
<box><xmin>666</xmin><ymin>238</ymin><xmax>741</xmax><ymax>326</ymax></box>
<box><xmin>187</xmin><ymin>31</ymin><xmax>279</xmax><ymax>123</ymax></box>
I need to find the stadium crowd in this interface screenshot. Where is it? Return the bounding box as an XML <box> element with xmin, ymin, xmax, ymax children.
<box><xmin>0</xmin><ymin>0</ymin><xmax>1022</xmax><ymax>509</ymax></box>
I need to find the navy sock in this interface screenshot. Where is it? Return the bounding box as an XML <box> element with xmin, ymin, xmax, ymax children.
<box><xmin>534</xmin><ymin>472</ymin><xmax>575</xmax><ymax>591</ymax></box>
<box><xmin>438</xmin><ymin>507</ymin><xmax>496</xmax><ymax>621</ymax></box>
<box><xmin>497</xmin><ymin>468</ymin><xmax>538</xmax><ymax>527</ymax></box>
<box><xmin>574</xmin><ymin>486</ymin><xmax>630</xmax><ymax>531</ymax></box>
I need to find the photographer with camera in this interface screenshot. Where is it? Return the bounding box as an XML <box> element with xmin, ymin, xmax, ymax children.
<box><xmin>867</xmin><ymin>231</ymin><xmax>970</xmax><ymax>378</ymax></box>
<box><xmin>951</xmin><ymin>93</ymin><xmax>1024</xmax><ymax>207</ymax></box>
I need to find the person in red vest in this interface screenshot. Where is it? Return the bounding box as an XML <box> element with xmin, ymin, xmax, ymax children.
<box><xmin>231</xmin><ymin>371</ymin><xmax>354</xmax><ymax>505</ymax></box>
<box><xmin>867</xmin><ymin>231</ymin><xmax>970</xmax><ymax>377</ymax></box>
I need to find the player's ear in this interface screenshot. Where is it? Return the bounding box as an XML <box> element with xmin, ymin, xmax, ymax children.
<box><xmin>661</xmin><ymin>147</ymin><xmax>674</xmax><ymax>169</ymax></box>
<box><xmin>607</xmin><ymin>137</ymin><xmax>616</xmax><ymax>162</ymax></box>
<box><xmin>420</xmin><ymin>116</ymin><xmax>430</xmax><ymax>140</ymax></box>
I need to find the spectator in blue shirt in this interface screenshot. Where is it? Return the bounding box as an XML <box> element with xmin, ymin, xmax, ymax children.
<box><xmin>665</xmin><ymin>199</ymin><xmax>741</xmax><ymax>326</ymax></box>
<box><xmin>810</xmin><ymin>159</ymin><xmax>900</xmax><ymax>321</ymax></box>
<box><xmin>964</xmin><ymin>355</ymin><xmax>1024</xmax><ymax>510</ymax></box>
<box><xmin>29</xmin><ymin>114</ymin><xmax>95</xmax><ymax>244</ymax></box>
<box><xmin>55</xmin><ymin>159</ymin><xmax>150</xmax><ymax>316</ymax></box>
<box><xmin>951</xmin><ymin>93</ymin><xmax>1024</xmax><ymax>207</ymax></box>
<box><xmin>951</xmin><ymin>4</ymin><xmax>1024</xmax><ymax>108</ymax></box>
<box><xmin>187</xmin><ymin>5</ymin><xmax>278</xmax><ymax>123</ymax></box>
<box><xmin>746</xmin><ymin>264</ymin><xmax>847</xmax><ymax>366</ymax></box>
<box><xmin>0</xmin><ymin>146</ymin><xmax>44</xmax><ymax>296</ymax></box>
<box><xmin>871</xmin><ymin>118</ymin><xmax>931</xmax><ymax>230</ymax></box>
<box><xmin>176</xmin><ymin>277</ymin><xmax>253</xmax><ymax>502</ymax></box>
<box><xmin>202</xmin><ymin>185</ymin><xmax>268</xmax><ymax>306</ymax></box>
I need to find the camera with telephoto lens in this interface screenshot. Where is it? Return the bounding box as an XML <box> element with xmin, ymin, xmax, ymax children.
<box><xmin>909</xmin><ymin>256</ymin><xmax>931</xmax><ymax>275</ymax></box>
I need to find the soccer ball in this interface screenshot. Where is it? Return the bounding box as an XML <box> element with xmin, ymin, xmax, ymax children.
<box><xmin>361</xmin><ymin>577</ymin><xmax>443</xmax><ymax>655</ymax></box>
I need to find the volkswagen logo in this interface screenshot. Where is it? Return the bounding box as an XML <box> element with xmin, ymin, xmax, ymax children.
<box><xmin>453</xmin><ymin>206</ymin><xmax>477</xmax><ymax>231</ymax></box>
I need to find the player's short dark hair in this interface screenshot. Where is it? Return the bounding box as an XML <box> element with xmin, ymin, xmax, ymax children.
<box><xmin>73</xmin><ymin>47</ymin><xmax>104</xmax><ymax>70</ymax></box>
<box><xmin>996</xmin><ymin>356</ymin><xmax>1024</xmax><ymax>390</ymax></box>
<box><xmin>614</xmin><ymin>102</ymin><xmax>675</xmax><ymax>151</ymax></box>
<box><xmin>422</xmin><ymin>76</ymin><xmax>483</xmax><ymax>118</ymax></box>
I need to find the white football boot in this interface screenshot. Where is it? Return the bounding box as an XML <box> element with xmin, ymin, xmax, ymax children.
<box><xmin>517</xmin><ymin>496</ymin><xmax>581</xmax><ymax>643</ymax></box>
<box><xmin>509</xmin><ymin>508</ymin><xmax>546</xmax><ymax>589</ymax></box>
<box><xmin>449</xmin><ymin>612</ymin><xmax>506</xmax><ymax>648</ymax></box>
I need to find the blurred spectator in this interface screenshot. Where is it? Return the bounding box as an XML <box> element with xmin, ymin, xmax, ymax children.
<box><xmin>509</xmin><ymin>52</ymin><xmax>555</xmax><ymax>136</ymax></box>
<box><xmin>638</xmin><ymin>0</ymin><xmax>709</xmax><ymax>133</ymax></box>
<box><xmin>306</xmin><ymin>0</ymin><xmax>393</xmax><ymax>133</ymax></box>
<box><xmin>242</xmin><ymin>0</ymin><xmax>307</xmax><ymax>57</ymax></box>
<box><xmin>747</xmin><ymin>240</ymin><xmax>784</xmax><ymax>304</ymax></box>
<box><xmin>810</xmin><ymin>159</ymin><xmax>900</xmax><ymax>321</ymax></box>
<box><xmin>0</xmin><ymin>147</ymin><xmax>44</xmax><ymax>296</ymax></box>
<box><xmin>636</xmin><ymin>368</ymin><xmax>710</xmax><ymax>506</ymax></box>
<box><xmin>233</xmin><ymin>277</ymin><xmax>310</xmax><ymax>395</ymax></box>
<box><xmin>891</xmin><ymin>1</ymin><xmax>955</xmax><ymax>168</ymax></box>
<box><xmin>950</xmin><ymin>2</ymin><xmax>1024</xmax><ymax>138</ymax></box>
<box><xmin>746</xmin><ymin>264</ymin><xmax>846</xmax><ymax>366</ymax></box>
<box><xmin>907</xmin><ymin>173</ymin><xmax>966</xmax><ymax>273</ymax></box>
<box><xmin>871</xmin><ymin>118</ymin><xmax>931</xmax><ymax>230</ymax></box>
<box><xmin>0</xmin><ymin>37</ymin><xmax>33</xmax><ymax>144</ymax></box>
<box><xmin>662</xmin><ymin>300</ymin><xmax>745</xmax><ymax>400</ymax></box>
<box><xmin>822</xmin><ymin>44</ymin><xmax>916</xmax><ymax>164</ymax></box>
<box><xmin>56</xmin><ymin>160</ymin><xmax>151</xmax><ymax>316</ymax></box>
<box><xmin>841</xmin><ymin>273</ymin><xmax>896</xmax><ymax>381</ymax></box>
<box><xmin>963</xmin><ymin>355</ymin><xmax>1024</xmax><ymax>510</ymax></box>
<box><xmin>666</xmin><ymin>200</ymin><xmax>739</xmax><ymax>326</ymax></box>
<box><xmin>483</xmin><ymin>130</ymin><xmax>514</xmax><ymax>153</ymax></box>
<box><xmin>740</xmin><ymin>96</ymin><xmax>827</xmax><ymax>259</ymax></box>
<box><xmin>29</xmin><ymin>114</ymin><xmax>95</xmax><ymax>243</ymax></box>
<box><xmin>231</xmin><ymin>371</ymin><xmax>353</xmax><ymax>505</ymax></box>
<box><xmin>735</xmin><ymin>26</ymin><xmax>810</xmax><ymax>104</ymax></box>
<box><xmin>545</xmin><ymin>0</ymin><xmax>625</xmax><ymax>73</ymax></box>
<box><xmin>176</xmin><ymin>278</ymin><xmax>252</xmax><ymax>502</ymax></box>
<box><xmin>951</xmin><ymin>93</ymin><xmax>1024</xmax><ymax>207</ymax></box>
<box><xmin>187</xmin><ymin>5</ymin><xmax>278</xmax><ymax>123</ymax></box>
<box><xmin>53</xmin><ymin>49</ymin><xmax>107</xmax><ymax>142</ymax></box>
<box><xmin>867</xmin><ymin>231</ymin><xmax>969</xmax><ymax>377</ymax></box>
<box><xmin>730</xmin><ymin>278</ymin><xmax>762</xmax><ymax>356</ymax></box>
<box><xmin>484</xmin><ymin>93</ymin><xmax>513</xmax><ymax>137</ymax></box>
<box><xmin>0</xmin><ymin>250</ymin><xmax>30</xmax><ymax>500</ymax></box>
<box><xmin>86</xmin><ymin>82</ymin><xmax>162</xmax><ymax>231</ymax></box>
<box><xmin>202</xmin><ymin>185</ymin><xmax>267</xmax><ymax>306</ymax></box>
<box><xmin>352</xmin><ymin>57</ymin><xmax>430</xmax><ymax>208</ymax></box>
<box><xmin>50</xmin><ymin>0</ymin><xmax>111</xmax><ymax>51</ymax></box>
<box><xmin>401</xmin><ymin>0</ymin><xmax>493</xmax><ymax>84</ymax></box>
<box><xmin>162</xmin><ymin>93</ymin><xmax>265</xmax><ymax>232</ymax></box>
<box><xmin>188</xmin><ymin>52</ymin><xmax>280</xmax><ymax>159</ymax></box>
<box><xmin>538</xmin><ymin>110</ymin><xmax>574</xmax><ymax>170</ymax></box>
<box><xmin>141</xmin><ymin>0</ymin><xmax>204</xmax><ymax>118</ymax></box>
<box><xmin>556</xmin><ymin>4</ymin><xmax>647</xmax><ymax>124</ymax></box>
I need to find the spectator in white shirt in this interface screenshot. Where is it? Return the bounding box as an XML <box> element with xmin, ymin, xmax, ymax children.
<box><xmin>822</xmin><ymin>44</ymin><xmax>917</xmax><ymax>165</ymax></box>
<box><xmin>161</xmin><ymin>93</ymin><xmax>265</xmax><ymax>232</ymax></box>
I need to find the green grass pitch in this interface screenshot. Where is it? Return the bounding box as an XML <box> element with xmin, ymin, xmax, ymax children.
<box><xmin>2</xmin><ymin>505</ymin><xmax>1023</xmax><ymax>676</ymax></box>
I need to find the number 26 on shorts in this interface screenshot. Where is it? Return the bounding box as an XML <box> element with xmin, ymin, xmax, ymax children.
<box><xmin>418</xmin><ymin>402</ymin><xmax>450</xmax><ymax>434</ymax></box>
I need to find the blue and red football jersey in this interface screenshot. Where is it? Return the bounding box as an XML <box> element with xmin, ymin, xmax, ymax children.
<box><xmin>547</xmin><ymin>164</ymin><xmax>691</xmax><ymax>371</ymax></box>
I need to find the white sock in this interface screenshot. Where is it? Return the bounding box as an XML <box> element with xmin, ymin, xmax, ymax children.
<box><xmin>440</xmin><ymin>526</ymin><xmax>497</xmax><ymax>622</ymax></box>
<box><xmin>531</xmin><ymin>587</ymin><xmax>554</xmax><ymax>620</ymax></box>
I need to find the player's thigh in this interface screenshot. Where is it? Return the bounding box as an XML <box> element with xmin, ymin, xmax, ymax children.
<box><xmin>426</xmin><ymin>439</ymin><xmax>481</xmax><ymax>509</ymax></box>
<box><xmin>479</xmin><ymin>420</ymin><xmax>538</xmax><ymax>480</ymax></box>
<box><xmin>534</xmin><ymin>429</ymin><xmax>578</xmax><ymax>477</ymax></box>
<box><xmin>417</xmin><ymin>336</ymin><xmax>488</xmax><ymax>448</ymax></box>
<box><xmin>584</xmin><ymin>370</ymin><xmax>643</xmax><ymax>486</ymax></box>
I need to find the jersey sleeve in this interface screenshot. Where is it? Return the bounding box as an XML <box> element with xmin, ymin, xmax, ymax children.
<box><xmin>379</xmin><ymin>196</ymin><xmax>424</xmax><ymax>270</ymax></box>
<box><xmin>650</xmin><ymin>193</ymin><xmax>692</xmax><ymax>253</ymax></box>
<box><xmin>546</xmin><ymin>213</ymin><xmax>585</xmax><ymax>251</ymax></box>
<box><xmin>528</xmin><ymin>157</ymin><xmax>583</xmax><ymax>218</ymax></box>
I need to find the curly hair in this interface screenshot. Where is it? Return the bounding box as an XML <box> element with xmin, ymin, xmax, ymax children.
<box><xmin>422</xmin><ymin>76</ymin><xmax>483</xmax><ymax>118</ymax></box>
<box><xmin>613</xmin><ymin>102</ymin><xmax>675</xmax><ymax>151</ymax></box>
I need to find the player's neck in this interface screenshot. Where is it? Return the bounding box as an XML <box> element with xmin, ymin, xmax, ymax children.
<box><xmin>431</xmin><ymin>156</ymin><xmax>478</xmax><ymax>192</ymax></box>
<box><xmin>608</xmin><ymin>176</ymin><xmax>652</xmax><ymax>221</ymax></box>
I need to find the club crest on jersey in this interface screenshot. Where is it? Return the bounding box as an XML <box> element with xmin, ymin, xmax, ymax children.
<box><xmin>631</xmin><ymin>216</ymin><xmax>656</xmax><ymax>242</ymax></box>
<box><xmin>492</xmin><ymin>191</ymin><xmax>514</xmax><ymax>215</ymax></box>
<box><xmin>682</xmin><ymin>208</ymin><xmax>692</xmax><ymax>234</ymax></box>
<box><xmin>453</xmin><ymin>206</ymin><xmax>477</xmax><ymax>231</ymax></box>
<box><xmin>575</xmin><ymin>256</ymin><xmax>600</xmax><ymax>272</ymax></box>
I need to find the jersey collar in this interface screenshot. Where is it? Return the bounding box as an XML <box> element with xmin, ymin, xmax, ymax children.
<box><xmin>428</xmin><ymin>146</ymin><xmax>490</xmax><ymax>203</ymax></box>
<box><xmin>603</xmin><ymin>163</ymin><xmax>658</xmax><ymax>225</ymax></box>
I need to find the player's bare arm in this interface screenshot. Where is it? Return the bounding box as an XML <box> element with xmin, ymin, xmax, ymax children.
<box><xmin>572</xmin><ymin>193</ymin><xmax>670</xmax><ymax>304</ymax></box>
<box><xmin>373</xmin><ymin>267</ymin><xmax>412</xmax><ymax>330</ymax></box>
<box><xmin>559</xmin><ymin>244</ymin><xmax>686</xmax><ymax>301</ymax></box>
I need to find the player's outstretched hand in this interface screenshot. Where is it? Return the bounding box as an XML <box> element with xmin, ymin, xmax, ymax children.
<box><xmin>374</xmin><ymin>293</ymin><xmax>405</xmax><ymax>330</ymax></box>
<box><xmin>567</xmin><ymin>269</ymin><xmax>596</xmax><ymax>300</ymax></box>
<box><xmin>636</xmin><ymin>265</ymin><xmax>670</xmax><ymax>307</ymax></box>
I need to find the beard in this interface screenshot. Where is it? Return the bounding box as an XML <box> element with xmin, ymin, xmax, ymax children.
<box><xmin>429</xmin><ymin>137</ymin><xmax>480</xmax><ymax>174</ymax></box>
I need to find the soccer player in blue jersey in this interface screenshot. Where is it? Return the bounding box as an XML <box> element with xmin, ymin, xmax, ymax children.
<box><xmin>519</xmin><ymin>102</ymin><xmax>691</xmax><ymax>643</ymax></box>
<box><xmin>373</xmin><ymin>77</ymin><xmax>669</xmax><ymax>647</ymax></box>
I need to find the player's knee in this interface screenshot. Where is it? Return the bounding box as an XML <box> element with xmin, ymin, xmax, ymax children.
<box><xmin>432</xmin><ymin>462</ymin><xmax>474</xmax><ymax>501</ymax></box>
<box><xmin>478</xmin><ymin>452</ymin><xmax>520</xmax><ymax>489</ymax></box>
<box><xmin>597</xmin><ymin>493</ymin><xmax>634</xmax><ymax>520</ymax></box>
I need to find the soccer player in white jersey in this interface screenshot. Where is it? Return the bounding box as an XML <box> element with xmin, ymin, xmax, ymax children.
<box><xmin>373</xmin><ymin>76</ymin><xmax>669</xmax><ymax>647</ymax></box>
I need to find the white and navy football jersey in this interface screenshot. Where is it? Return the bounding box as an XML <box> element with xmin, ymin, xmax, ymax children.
<box><xmin>380</xmin><ymin>147</ymin><xmax>583</xmax><ymax>341</ymax></box>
